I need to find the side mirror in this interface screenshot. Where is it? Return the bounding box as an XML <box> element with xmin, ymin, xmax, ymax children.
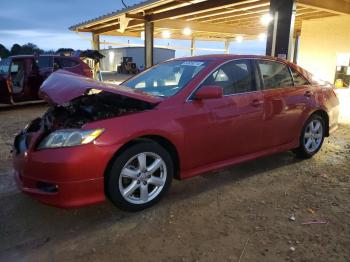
<box><xmin>194</xmin><ymin>85</ymin><xmax>223</xmax><ymax>100</ymax></box>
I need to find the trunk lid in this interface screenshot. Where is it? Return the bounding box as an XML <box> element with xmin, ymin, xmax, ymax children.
<box><xmin>39</xmin><ymin>70</ymin><xmax>163</xmax><ymax>105</ymax></box>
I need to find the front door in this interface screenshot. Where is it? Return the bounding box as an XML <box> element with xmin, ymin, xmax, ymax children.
<box><xmin>10</xmin><ymin>59</ymin><xmax>28</xmax><ymax>102</ymax></box>
<box><xmin>182</xmin><ymin>59</ymin><xmax>264</xmax><ymax>170</ymax></box>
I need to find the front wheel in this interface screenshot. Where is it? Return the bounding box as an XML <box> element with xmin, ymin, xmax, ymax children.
<box><xmin>293</xmin><ymin>114</ymin><xmax>325</xmax><ymax>158</ymax></box>
<box><xmin>107</xmin><ymin>142</ymin><xmax>173</xmax><ymax>211</ymax></box>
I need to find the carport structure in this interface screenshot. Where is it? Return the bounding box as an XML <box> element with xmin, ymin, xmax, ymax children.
<box><xmin>70</xmin><ymin>0</ymin><xmax>350</xmax><ymax>68</ymax></box>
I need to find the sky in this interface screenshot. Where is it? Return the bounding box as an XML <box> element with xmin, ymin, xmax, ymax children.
<box><xmin>0</xmin><ymin>0</ymin><xmax>267</xmax><ymax>57</ymax></box>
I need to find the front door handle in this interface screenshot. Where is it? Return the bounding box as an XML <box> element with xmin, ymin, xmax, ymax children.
<box><xmin>250</xmin><ymin>99</ymin><xmax>263</xmax><ymax>107</ymax></box>
<box><xmin>304</xmin><ymin>91</ymin><xmax>313</xmax><ymax>97</ymax></box>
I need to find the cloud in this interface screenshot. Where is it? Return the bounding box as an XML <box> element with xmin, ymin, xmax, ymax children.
<box><xmin>0</xmin><ymin>29</ymin><xmax>92</xmax><ymax>50</ymax></box>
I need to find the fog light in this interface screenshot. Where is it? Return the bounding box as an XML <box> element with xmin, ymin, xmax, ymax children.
<box><xmin>36</xmin><ymin>182</ymin><xmax>58</xmax><ymax>193</ymax></box>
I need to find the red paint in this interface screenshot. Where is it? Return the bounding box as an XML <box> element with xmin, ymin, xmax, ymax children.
<box><xmin>12</xmin><ymin>55</ymin><xmax>339</xmax><ymax>208</ymax></box>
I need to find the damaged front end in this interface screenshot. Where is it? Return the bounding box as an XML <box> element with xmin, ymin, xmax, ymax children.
<box><xmin>41</xmin><ymin>90</ymin><xmax>155</xmax><ymax>131</ymax></box>
<box><xmin>13</xmin><ymin>71</ymin><xmax>160</xmax><ymax>154</ymax></box>
<box><xmin>14</xmin><ymin>91</ymin><xmax>156</xmax><ymax>154</ymax></box>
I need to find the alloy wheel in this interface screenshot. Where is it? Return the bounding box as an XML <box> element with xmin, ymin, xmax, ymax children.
<box><xmin>303</xmin><ymin>119</ymin><xmax>323</xmax><ymax>153</ymax></box>
<box><xmin>118</xmin><ymin>152</ymin><xmax>167</xmax><ymax>204</ymax></box>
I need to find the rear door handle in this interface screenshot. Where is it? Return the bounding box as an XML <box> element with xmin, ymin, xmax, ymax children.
<box><xmin>250</xmin><ymin>99</ymin><xmax>263</xmax><ymax>107</ymax></box>
<box><xmin>304</xmin><ymin>91</ymin><xmax>313</xmax><ymax>97</ymax></box>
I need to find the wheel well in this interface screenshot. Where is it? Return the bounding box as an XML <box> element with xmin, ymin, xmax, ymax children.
<box><xmin>312</xmin><ymin>110</ymin><xmax>329</xmax><ymax>136</ymax></box>
<box><xmin>104</xmin><ymin>135</ymin><xmax>181</xmax><ymax>187</ymax></box>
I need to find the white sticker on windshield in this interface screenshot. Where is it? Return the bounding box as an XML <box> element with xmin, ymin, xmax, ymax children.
<box><xmin>181</xmin><ymin>61</ymin><xmax>204</xmax><ymax>67</ymax></box>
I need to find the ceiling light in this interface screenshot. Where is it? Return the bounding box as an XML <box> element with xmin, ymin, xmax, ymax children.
<box><xmin>235</xmin><ymin>35</ymin><xmax>244</xmax><ymax>43</ymax></box>
<box><xmin>261</xmin><ymin>13</ymin><xmax>273</xmax><ymax>26</ymax></box>
<box><xmin>183</xmin><ymin>27</ymin><xmax>192</xmax><ymax>36</ymax></box>
<box><xmin>162</xmin><ymin>30</ymin><xmax>171</xmax><ymax>38</ymax></box>
<box><xmin>258</xmin><ymin>33</ymin><xmax>267</xmax><ymax>41</ymax></box>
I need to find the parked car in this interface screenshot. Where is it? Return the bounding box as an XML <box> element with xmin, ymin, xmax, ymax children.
<box><xmin>12</xmin><ymin>55</ymin><xmax>339</xmax><ymax>211</ymax></box>
<box><xmin>0</xmin><ymin>55</ymin><xmax>93</xmax><ymax>104</ymax></box>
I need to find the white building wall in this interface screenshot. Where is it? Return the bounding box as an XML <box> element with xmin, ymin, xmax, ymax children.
<box><xmin>100</xmin><ymin>47</ymin><xmax>175</xmax><ymax>71</ymax></box>
<box><xmin>298</xmin><ymin>15</ymin><xmax>350</xmax><ymax>83</ymax></box>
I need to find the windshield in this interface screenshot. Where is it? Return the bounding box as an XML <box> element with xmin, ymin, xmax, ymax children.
<box><xmin>123</xmin><ymin>60</ymin><xmax>209</xmax><ymax>97</ymax></box>
<box><xmin>0</xmin><ymin>58</ymin><xmax>10</xmax><ymax>74</ymax></box>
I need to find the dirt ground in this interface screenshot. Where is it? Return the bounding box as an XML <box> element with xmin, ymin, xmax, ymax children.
<box><xmin>0</xmin><ymin>103</ymin><xmax>349</xmax><ymax>262</ymax></box>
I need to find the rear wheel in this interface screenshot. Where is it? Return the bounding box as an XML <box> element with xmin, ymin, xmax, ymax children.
<box><xmin>107</xmin><ymin>142</ymin><xmax>173</xmax><ymax>211</ymax></box>
<box><xmin>293</xmin><ymin>114</ymin><xmax>325</xmax><ymax>158</ymax></box>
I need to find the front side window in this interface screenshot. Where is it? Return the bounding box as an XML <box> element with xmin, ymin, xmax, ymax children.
<box><xmin>123</xmin><ymin>60</ymin><xmax>208</xmax><ymax>97</ymax></box>
<box><xmin>258</xmin><ymin>60</ymin><xmax>293</xmax><ymax>89</ymax></box>
<box><xmin>203</xmin><ymin>59</ymin><xmax>256</xmax><ymax>95</ymax></box>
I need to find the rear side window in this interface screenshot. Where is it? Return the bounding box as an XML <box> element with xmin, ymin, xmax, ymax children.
<box><xmin>257</xmin><ymin>60</ymin><xmax>293</xmax><ymax>89</ymax></box>
<box><xmin>37</xmin><ymin>56</ymin><xmax>53</xmax><ymax>69</ymax></box>
<box><xmin>290</xmin><ymin>67</ymin><xmax>309</xmax><ymax>86</ymax></box>
<box><xmin>56</xmin><ymin>57</ymin><xmax>79</xmax><ymax>68</ymax></box>
<box><xmin>203</xmin><ymin>59</ymin><xmax>256</xmax><ymax>95</ymax></box>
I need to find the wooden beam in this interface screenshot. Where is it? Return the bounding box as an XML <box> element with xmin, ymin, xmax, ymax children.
<box><xmin>125</xmin><ymin>13</ymin><xmax>145</xmax><ymax>20</ymax></box>
<box><xmin>145</xmin><ymin>21</ymin><xmax>154</xmax><ymax>68</ymax></box>
<box><xmin>94</xmin><ymin>24</ymin><xmax>120</xmax><ymax>34</ymax></box>
<box><xmin>153</xmin><ymin>19</ymin><xmax>258</xmax><ymax>36</ymax></box>
<box><xmin>200</xmin><ymin>7</ymin><xmax>269</xmax><ymax>23</ymax></box>
<box><xmin>99</xmin><ymin>31</ymin><xmax>140</xmax><ymax>37</ymax></box>
<box><xmin>296</xmin><ymin>12</ymin><xmax>337</xmax><ymax>20</ymax></box>
<box><xmin>92</xmin><ymin>33</ymin><xmax>100</xmax><ymax>50</ymax></box>
<box><xmin>147</xmin><ymin>0</ymin><xmax>253</xmax><ymax>21</ymax></box>
<box><xmin>93</xmin><ymin>20</ymin><xmax>141</xmax><ymax>34</ymax></box>
<box><xmin>185</xmin><ymin>1</ymin><xmax>269</xmax><ymax>21</ymax></box>
<box><xmin>298</xmin><ymin>0</ymin><xmax>350</xmax><ymax>15</ymax></box>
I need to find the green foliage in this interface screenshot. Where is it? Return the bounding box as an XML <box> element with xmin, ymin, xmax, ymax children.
<box><xmin>0</xmin><ymin>44</ymin><xmax>10</xmax><ymax>58</ymax></box>
<box><xmin>0</xmin><ymin>43</ymin><xmax>76</xmax><ymax>58</ymax></box>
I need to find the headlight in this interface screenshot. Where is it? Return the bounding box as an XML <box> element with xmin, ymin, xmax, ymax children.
<box><xmin>38</xmin><ymin>129</ymin><xmax>104</xmax><ymax>149</ymax></box>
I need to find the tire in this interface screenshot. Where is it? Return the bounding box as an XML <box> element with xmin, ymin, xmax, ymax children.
<box><xmin>106</xmin><ymin>141</ymin><xmax>173</xmax><ymax>211</ymax></box>
<box><xmin>293</xmin><ymin>114</ymin><xmax>325</xmax><ymax>159</ymax></box>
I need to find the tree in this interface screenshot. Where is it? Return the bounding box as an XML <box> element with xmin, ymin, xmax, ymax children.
<box><xmin>0</xmin><ymin>44</ymin><xmax>10</xmax><ymax>59</ymax></box>
<box><xmin>20</xmin><ymin>43</ymin><xmax>43</xmax><ymax>55</ymax></box>
<box><xmin>10</xmin><ymin>44</ymin><xmax>21</xmax><ymax>55</ymax></box>
<box><xmin>56</xmin><ymin>48</ymin><xmax>75</xmax><ymax>56</ymax></box>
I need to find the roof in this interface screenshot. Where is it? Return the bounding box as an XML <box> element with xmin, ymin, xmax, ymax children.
<box><xmin>173</xmin><ymin>54</ymin><xmax>288</xmax><ymax>62</ymax></box>
<box><xmin>69</xmin><ymin>0</ymin><xmax>350</xmax><ymax>41</ymax></box>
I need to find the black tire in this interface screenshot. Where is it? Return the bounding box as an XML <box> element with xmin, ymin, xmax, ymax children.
<box><xmin>293</xmin><ymin>114</ymin><xmax>325</xmax><ymax>159</ymax></box>
<box><xmin>106</xmin><ymin>141</ymin><xmax>173</xmax><ymax>211</ymax></box>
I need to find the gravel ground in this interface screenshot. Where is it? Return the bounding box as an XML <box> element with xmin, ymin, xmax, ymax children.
<box><xmin>0</xmin><ymin>102</ymin><xmax>349</xmax><ymax>262</ymax></box>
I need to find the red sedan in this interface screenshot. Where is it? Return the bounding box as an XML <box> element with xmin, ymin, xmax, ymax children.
<box><xmin>12</xmin><ymin>55</ymin><xmax>339</xmax><ymax>211</ymax></box>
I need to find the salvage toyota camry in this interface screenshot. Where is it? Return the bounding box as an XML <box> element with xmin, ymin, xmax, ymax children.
<box><xmin>13</xmin><ymin>55</ymin><xmax>339</xmax><ymax>211</ymax></box>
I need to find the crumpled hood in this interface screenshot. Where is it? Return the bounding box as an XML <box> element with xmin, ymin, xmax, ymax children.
<box><xmin>39</xmin><ymin>70</ymin><xmax>163</xmax><ymax>105</ymax></box>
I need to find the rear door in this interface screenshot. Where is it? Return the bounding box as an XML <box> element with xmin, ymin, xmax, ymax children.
<box><xmin>183</xmin><ymin>59</ymin><xmax>264</xmax><ymax>169</ymax></box>
<box><xmin>257</xmin><ymin>60</ymin><xmax>313</xmax><ymax>149</ymax></box>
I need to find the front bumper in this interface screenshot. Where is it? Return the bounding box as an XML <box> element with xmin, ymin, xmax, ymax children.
<box><xmin>13</xmin><ymin>169</ymin><xmax>104</xmax><ymax>208</ymax></box>
<box><xmin>12</xmin><ymin>131</ymin><xmax>117</xmax><ymax>208</ymax></box>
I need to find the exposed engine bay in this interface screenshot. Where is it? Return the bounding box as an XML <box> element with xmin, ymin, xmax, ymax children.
<box><xmin>41</xmin><ymin>91</ymin><xmax>155</xmax><ymax>131</ymax></box>
<box><xmin>39</xmin><ymin>91</ymin><xmax>155</xmax><ymax>132</ymax></box>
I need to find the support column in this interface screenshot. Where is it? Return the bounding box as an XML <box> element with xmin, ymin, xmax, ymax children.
<box><xmin>293</xmin><ymin>32</ymin><xmax>300</xmax><ymax>64</ymax></box>
<box><xmin>92</xmin><ymin>33</ymin><xmax>100</xmax><ymax>51</ymax></box>
<box><xmin>190</xmin><ymin>37</ymin><xmax>195</xmax><ymax>56</ymax></box>
<box><xmin>144</xmin><ymin>21</ymin><xmax>154</xmax><ymax>68</ymax></box>
<box><xmin>224</xmin><ymin>39</ymin><xmax>230</xmax><ymax>54</ymax></box>
<box><xmin>266</xmin><ymin>0</ymin><xmax>296</xmax><ymax>61</ymax></box>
